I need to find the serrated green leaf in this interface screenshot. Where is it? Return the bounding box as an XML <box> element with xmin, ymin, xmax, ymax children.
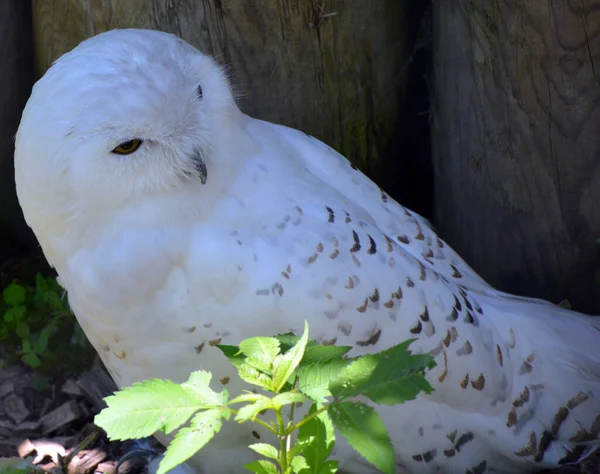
<box><xmin>298</xmin><ymin>359</ymin><xmax>353</xmax><ymax>402</ymax></box>
<box><xmin>273</xmin><ymin>333</ymin><xmax>300</xmax><ymax>351</ymax></box>
<box><xmin>248</xmin><ymin>443</ymin><xmax>279</xmax><ymax>461</ymax></box>
<box><xmin>3</xmin><ymin>283</ymin><xmax>26</xmax><ymax>307</ymax></box>
<box><xmin>244</xmin><ymin>459</ymin><xmax>279</xmax><ymax>474</ymax></box>
<box><xmin>157</xmin><ymin>409</ymin><xmax>224</xmax><ymax>474</ymax></box>
<box><xmin>229</xmin><ymin>391</ymin><xmax>270</xmax><ymax>406</ymax></box>
<box><xmin>217</xmin><ymin>344</ymin><xmax>246</xmax><ymax>369</ymax></box>
<box><xmin>328</xmin><ymin>401</ymin><xmax>394</xmax><ymax>474</ymax></box>
<box><xmin>21</xmin><ymin>352</ymin><xmax>41</xmax><ymax>369</ymax></box>
<box><xmin>235</xmin><ymin>397</ymin><xmax>273</xmax><ymax>423</ymax></box>
<box><xmin>95</xmin><ymin>379</ymin><xmax>200</xmax><ymax>439</ymax></box>
<box><xmin>238</xmin><ymin>363</ymin><xmax>275</xmax><ymax>391</ymax></box>
<box><xmin>271</xmin><ymin>392</ymin><xmax>309</xmax><ymax>409</ymax></box>
<box><xmin>240</xmin><ymin>337</ymin><xmax>280</xmax><ymax>373</ymax></box>
<box><xmin>181</xmin><ymin>371</ymin><xmax>228</xmax><ymax>407</ymax></box>
<box><xmin>272</xmin><ymin>321</ymin><xmax>309</xmax><ymax>392</ymax></box>
<box><xmin>297</xmin><ymin>403</ymin><xmax>335</xmax><ymax>472</ymax></box>
<box><xmin>301</xmin><ymin>344</ymin><xmax>352</xmax><ymax>366</ymax></box>
<box><xmin>291</xmin><ymin>455</ymin><xmax>309</xmax><ymax>473</ymax></box>
<box><xmin>329</xmin><ymin>340</ymin><xmax>434</xmax><ymax>405</ymax></box>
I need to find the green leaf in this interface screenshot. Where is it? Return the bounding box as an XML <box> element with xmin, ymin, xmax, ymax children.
<box><xmin>21</xmin><ymin>339</ymin><xmax>31</xmax><ymax>353</ymax></box>
<box><xmin>95</xmin><ymin>379</ymin><xmax>200</xmax><ymax>439</ymax></box>
<box><xmin>217</xmin><ymin>344</ymin><xmax>246</xmax><ymax>369</ymax></box>
<box><xmin>248</xmin><ymin>443</ymin><xmax>279</xmax><ymax>461</ymax></box>
<box><xmin>272</xmin><ymin>321</ymin><xmax>309</xmax><ymax>392</ymax></box>
<box><xmin>301</xmin><ymin>344</ymin><xmax>352</xmax><ymax>366</ymax></box>
<box><xmin>229</xmin><ymin>391</ymin><xmax>270</xmax><ymax>406</ymax></box>
<box><xmin>329</xmin><ymin>340</ymin><xmax>435</xmax><ymax>405</ymax></box>
<box><xmin>328</xmin><ymin>401</ymin><xmax>394</xmax><ymax>474</ymax></box>
<box><xmin>21</xmin><ymin>352</ymin><xmax>41</xmax><ymax>368</ymax></box>
<box><xmin>240</xmin><ymin>337</ymin><xmax>280</xmax><ymax>373</ymax></box>
<box><xmin>298</xmin><ymin>359</ymin><xmax>353</xmax><ymax>402</ymax></box>
<box><xmin>3</xmin><ymin>283</ymin><xmax>26</xmax><ymax>307</ymax></box>
<box><xmin>288</xmin><ymin>436</ymin><xmax>315</xmax><ymax>460</ymax></box>
<box><xmin>237</xmin><ymin>363</ymin><xmax>274</xmax><ymax>391</ymax></box>
<box><xmin>291</xmin><ymin>455</ymin><xmax>309</xmax><ymax>473</ymax></box>
<box><xmin>297</xmin><ymin>404</ymin><xmax>335</xmax><ymax>472</ymax></box>
<box><xmin>157</xmin><ymin>409</ymin><xmax>225</xmax><ymax>474</ymax></box>
<box><xmin>3</xmin><ymin>306</ymin><xmax>26</xmax><ymax>323</ymax></box>
<box><xmin>181</xmin><ymin>371</ymin><xmax>228</xmax><ymax>407</ymax></box>
<box><xmin>271</xmin><ymin>392</ymin><xmax>309</xmax><ymax>410</ymax></box>
<box><xmin>15</xmin><ymin>322</ymin><xmax>30</xmax><ymax>339</ymax></box>
<box><xmin>234</xmin><ymin>397</ymin><xmax>273</xmax><ymax>423</ymax></box>
<box><xmin>35</xmin><ymin>273</ymin><xmax>48</xmax><ymax>294</ymax></box>
<box><xmin>244</xmin><ymin>459</ymin><xmax>279</xmax><ymax>474</ymax></box>
<box><xmin>45</xmin><ymin>291</ymin><xmax>64</xmax><ymax>311</ymax></box>
<box><xmin>35</xmin><ymin>325</ymin><xmax>53</xmax><ymax>354</ymax></box>
<box><xmin>317</xmin><ymin>460</ymin><xmax>339</xmax><ymax>473</ymax></box>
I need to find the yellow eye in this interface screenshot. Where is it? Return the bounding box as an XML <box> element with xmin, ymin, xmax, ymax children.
<box><xmin>112</xmin><ymin>139</ymin><xmax>143</xmax><ymax>155</ymax></box>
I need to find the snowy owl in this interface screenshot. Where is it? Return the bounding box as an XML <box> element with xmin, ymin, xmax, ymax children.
<box><xmin>14</xmin><ymin>29</ymin><xmax>600</xmax><ymax>474</ymax></box>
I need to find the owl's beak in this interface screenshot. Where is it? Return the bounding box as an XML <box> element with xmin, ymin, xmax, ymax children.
<box><xmin>192</xmin><ymin>150</ymin><xmax>207</xmax><ymax>185</ymax></box>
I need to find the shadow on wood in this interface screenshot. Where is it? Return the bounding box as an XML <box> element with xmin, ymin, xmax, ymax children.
<box><xmin>0</xmin><ymin>1</ymin><xmax>36</xmax><ymax>263</ymax></box>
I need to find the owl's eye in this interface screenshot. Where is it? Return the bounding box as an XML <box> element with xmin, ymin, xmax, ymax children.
<box><xmin>112</xmin><ymin>139</ymin><xmax>143</xmax><ymax>155</ymax></box>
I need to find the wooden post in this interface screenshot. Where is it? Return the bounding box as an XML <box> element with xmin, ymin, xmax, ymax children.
<box><xmin>0</xmin><ymin>1</ymin><xmax>36</xmax><ymax>262</ymax></box>
<box><xmin>32</xmin><ymin>0</ymin><xmax>412</xmax><ymax>198</ymax></box>
<box><xmin>432</xmin><ymin>1</ymin><xmax>600</xmax><ymax>313</ymax></box>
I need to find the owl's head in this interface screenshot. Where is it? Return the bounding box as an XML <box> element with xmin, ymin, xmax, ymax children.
<box><xmin>15</xmin><ymin>29</ymin><xmax>241</xmax><ymax>262</ymax></box>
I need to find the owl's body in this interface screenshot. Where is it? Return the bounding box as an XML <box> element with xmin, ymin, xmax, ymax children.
<box><xmin>14</xmin><ymin>29</ymin><xmax>600</xmax><ymax>473</ymax></box>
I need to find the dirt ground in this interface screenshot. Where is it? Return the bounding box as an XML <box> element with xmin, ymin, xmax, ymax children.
<box><xmin>0</xmin><ymin>359</ymin><xmax>163</xmax><ymax>473</ymax></box>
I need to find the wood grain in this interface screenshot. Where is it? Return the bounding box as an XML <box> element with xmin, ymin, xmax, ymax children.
<box><xmin>432</xmin><ymin>0</ymin><xmax>600</xmax><ymax>313</ymax></box>
<box><xmin>32</xmin><ymin>0</ymin><xmax>411</xmax><ymax>193</ymax></box>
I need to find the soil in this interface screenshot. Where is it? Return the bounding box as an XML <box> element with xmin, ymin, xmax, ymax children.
<box><xmin>0</xmin><ymin>359</ymin><xmax>162</xmax><ymax>473</ymax></box>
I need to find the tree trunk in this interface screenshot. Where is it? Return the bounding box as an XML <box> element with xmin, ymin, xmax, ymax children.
<box><xmin>432</xmin><ymin>1</ymin><xmax>600</xmax><ymax>314</ymax></box>
<box><xmin>32</xmin><ymin>0</ymin><xmax>414</xmax><ymax>202</ymax></box>
<box><xmin>0</xmin><ymin>1</ymin><xmax>36</xmax><ymax>264</ymax></box>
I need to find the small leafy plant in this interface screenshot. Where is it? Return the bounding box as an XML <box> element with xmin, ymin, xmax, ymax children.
<box><xmin>0</xmin><ymin>273</ymin><xmax>92</xmax><ymax>371</ymax></box>
<box><xmin>96</xmin><ymin>322</ymin><xmax>435</xmax><ymax>473</ymax></box>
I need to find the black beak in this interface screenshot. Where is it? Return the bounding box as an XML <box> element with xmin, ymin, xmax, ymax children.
<box><xmin>192</xmin><ymin>150</ymin><xmax>207</xmax><ymax>185</ymax></box>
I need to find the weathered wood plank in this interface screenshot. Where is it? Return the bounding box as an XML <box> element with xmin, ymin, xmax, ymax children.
<box><xmin>32</xmin><ymin>0</ymin><xmax>411</xmax><ymax>192</ymax></box>
<box><xmin>432</xmin><ymin>0</ymin><xmax>600</xmax><ymax>313</ymax></box>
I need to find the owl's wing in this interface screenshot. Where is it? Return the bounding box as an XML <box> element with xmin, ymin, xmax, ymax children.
<box><xmin>250</xmin><ymin>119</ymin><xmax>491</xmax><ymax>293</ymax></box>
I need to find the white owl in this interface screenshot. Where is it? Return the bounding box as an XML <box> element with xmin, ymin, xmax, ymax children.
<box><xmin>14</xmin><ymin>29</ymin><xmax>600</xmax><ymax>474</ymax></box>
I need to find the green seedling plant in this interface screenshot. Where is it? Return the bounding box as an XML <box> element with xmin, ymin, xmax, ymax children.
<box><xmin>0</xmin><ymin>273</ymin><xmax>92</xmax><ymax>372</ymax></box>
<box><xmin>95</xmin><ymin>322</ymin><xmax>436</xmax><ymax>474</ymax></box>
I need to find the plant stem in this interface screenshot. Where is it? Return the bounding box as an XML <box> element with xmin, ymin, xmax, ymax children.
<box><xmin>276</xmin><ymin>408</ymin><xmax>288</xmax><ymax>473</ymax></box>
<box><xmin>286</xmin><ymin>404</ymin><xmax>329</xmax><ymax>434</ymax></box>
